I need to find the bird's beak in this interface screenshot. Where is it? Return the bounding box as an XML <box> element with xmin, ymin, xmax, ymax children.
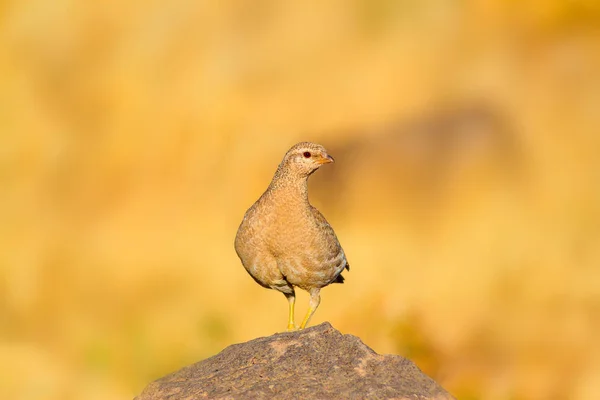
<box><xmin>318</xmin><ymin>154</ymin><xmax>335</xmax><ymax>164</ymax></box>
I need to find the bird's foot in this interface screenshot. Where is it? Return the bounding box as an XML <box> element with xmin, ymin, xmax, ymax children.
<box><xmin>286</xmin><ymin>323</ymin><xmax>297</xmax><ymax>332</ymax></box>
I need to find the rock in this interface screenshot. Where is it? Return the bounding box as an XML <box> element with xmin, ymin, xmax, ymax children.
<box><xmin>135</xmin><ymin>322</ymin><xmax>455</xmax><ymax>400</ymax></box>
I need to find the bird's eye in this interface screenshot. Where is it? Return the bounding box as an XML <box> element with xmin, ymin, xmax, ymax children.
<box><xmin>303</xmin><ymin>152</ymin><xmax>311</xmax><ymax>158</ymax></box>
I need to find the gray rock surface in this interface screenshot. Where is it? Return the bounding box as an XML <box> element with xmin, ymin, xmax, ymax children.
<box><xmin>135</xmin><ymin>322</ymin><xmax>455</xmax><ymax>400</ymax></box>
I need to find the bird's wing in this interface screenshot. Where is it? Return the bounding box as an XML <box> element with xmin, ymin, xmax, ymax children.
<box><xmin>309</xmin><ymin>206</ymin><xmax>350</xmax><ymax>271</ymax></box>
<box><xmin>309</xmin><ymin>206</ymin><xmax>337</xmax><ymax>240</ymax></box>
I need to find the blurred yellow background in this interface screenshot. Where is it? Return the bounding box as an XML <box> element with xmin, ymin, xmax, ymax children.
<box><xmin>1</xmin><ymin>1</ymin><xmax>599</xmax><ymax>399</ymax></box>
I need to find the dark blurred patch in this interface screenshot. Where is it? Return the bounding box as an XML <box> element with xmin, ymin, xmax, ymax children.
<box><xmin>390</xmin><ymin>313</ymin><xmax>441</xmax><ymax>374</ymax></box>
<box><xmin>199</xmin><ymin>313</ymin><xmax>231</xmax><ymax>346</ymax></box>
<box><xmin>311</xmin><ymin>102</ymin><xmax>522</xmax><ymax>227</ymax></box>
<box><xmin>390</xmin><ymin>312</ymin><xmax>503</xmax><ymax>400</ymax></box>
<box><xmin>352</xmin><ymin>0</ymin><xmax>416</xmax><ymax>36</ymax></box>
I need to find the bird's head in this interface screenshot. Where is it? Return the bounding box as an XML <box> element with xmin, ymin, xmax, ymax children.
<box><xmin>281</xmin><ymin>142</ymin><xmax>335</xmax><ymax>177</ymax></box>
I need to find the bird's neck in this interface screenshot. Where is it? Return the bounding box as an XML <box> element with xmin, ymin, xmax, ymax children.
<box><xmin>267</xmin><ymin>166</ymin><xmax>310</xmax><ymax>204</ymax></box>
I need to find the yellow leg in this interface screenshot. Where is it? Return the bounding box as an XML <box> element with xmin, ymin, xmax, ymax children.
<box><xmin>285</xmin><ymin>293</ymin><xmax>296</xmax><ymax>331</ymax></box>
<box><xmin>299</xmin><ymin>289</ymin><xmax>321</xmax><ymax>329</ymax></box>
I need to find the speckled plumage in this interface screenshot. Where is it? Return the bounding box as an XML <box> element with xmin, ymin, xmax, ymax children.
<box><xmin>235</xmin><ymin>142</ymin><xmax>349</xmax><ymax>330</ymax></box>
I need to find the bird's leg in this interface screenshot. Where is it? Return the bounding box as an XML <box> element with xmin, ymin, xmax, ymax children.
<box><xmin>299</xmin><ymin>288</ymin><xmax>321</xmax><ymax>329</ymax></box>
<box><xmin>284</xmin><ymin>292</ymin><xmax>296</xmax><ymax>331</ymax></box>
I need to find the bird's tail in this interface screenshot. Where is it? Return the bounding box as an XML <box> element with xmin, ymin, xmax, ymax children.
<box><xmin>332</xmin><ymin>261</ymin><xmax>349</xmax><ymax>284</ymax></box>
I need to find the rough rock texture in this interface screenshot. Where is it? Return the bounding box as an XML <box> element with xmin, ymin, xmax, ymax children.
<box><xmin>135</xmin><ymin>322</ymin><xmax>455</xmax><ymax>400</ymax></box>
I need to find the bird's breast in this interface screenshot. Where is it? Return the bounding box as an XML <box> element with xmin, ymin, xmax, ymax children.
<box><xmin>236</xmin><ymin>196</ymin><xmax>346</xmax><ymax>289</ymax></box>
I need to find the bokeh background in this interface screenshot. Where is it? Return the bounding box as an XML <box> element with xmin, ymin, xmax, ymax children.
<box><xmin>1</xmin><ymin>1</ymin><xmax>600</xmax><ymax>399</ymax></box>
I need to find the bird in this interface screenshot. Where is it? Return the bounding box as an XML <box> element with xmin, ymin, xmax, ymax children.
<box><xmin>234</xmin><ymin>142</ymin><xmax>349</xmax><ymax>330</ymax></box>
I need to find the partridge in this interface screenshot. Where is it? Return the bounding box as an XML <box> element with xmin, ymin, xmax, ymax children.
<box><xmin>235</xmin><ymin>142</ymin><xmax>349</xmax><ymax>330</ymax></box>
